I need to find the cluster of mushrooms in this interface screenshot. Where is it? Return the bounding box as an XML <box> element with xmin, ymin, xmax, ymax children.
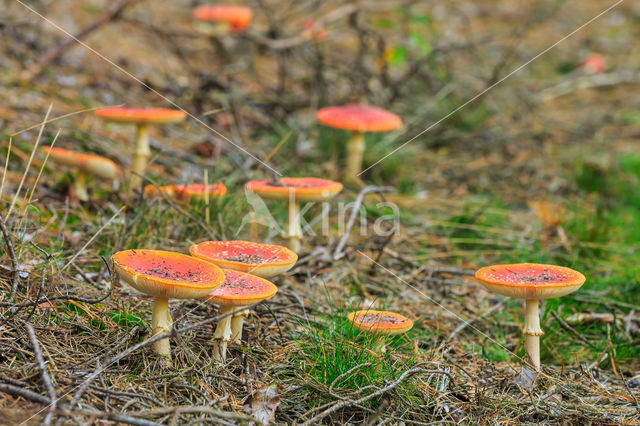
<box><xmin>40</xmin><ymin>5</ymin><xmax>588</xmax><ymax>378</ymax></box>
<box><xmin>112</xmin><ymin>240</ymin><xmax>297</xmax><ymax>366</ymax></box>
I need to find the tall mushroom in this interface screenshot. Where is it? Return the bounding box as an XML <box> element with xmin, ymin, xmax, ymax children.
<box><xmin>193</xmin><ymin>4</ymin><xmax>253</xmax><ymax>33</ymax></box>
<box><xmin>95</xmin><ymin>107</ymin><xmax>187</xmax><ymax>192</ymax></box>
<box><xmin>43</xmin><ymin>147</ymin><xmax>118</xmax><ymax>201</ymax></box>
<box><xmin>245</xmin><ymin>177</ymin><xmax>343</xmax><ymax>252</ymax></box>
<box><xmin>190</xmin><ymin>240</ymin><xmax>296</xmax><ymax>344</ymax></box>
<box><xmin>112</xmin><ymin>249</ymin><xmax>225</xmax><ymax>366</ymax></box>
<box><xmin>201</xmin><ymin>269</ymin><xmax>277</xmax><ymax>361</ymax></box>
<box><xmin>316</xmin><ymin>104</ymin><xmax>403</xmax><ymax>185</ymax></box>
<box><xmin>475</xmin><ymin>263</ymin><xmax>586</xmax><ymax>372</ymax></box>
<box><xmin>348</xmin><ymin>310</ymin><xmax>413</xmax><ymax>353</ymax></box>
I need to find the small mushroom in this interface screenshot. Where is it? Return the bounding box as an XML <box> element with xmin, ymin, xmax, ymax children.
<box><xmin>43</xmin><ymin>147</ymin><xmax>118</xmax><ymax>201</ymax></box>
<box><xmin>193</xmin><ymin>4</ymin><xmax>253</xmax><ymax>33</ymax></box>
<box><xmin>95</xmin><ymin>107</ymin><xmax>187</xmax><ymax>192</ymax></box>
<box><xmin>348</xmin><ymin>310</ymin><xmax>413</xmax><ymax>353</ymax></box>
<box><xmin>475</xmin><ymin>263</ymin><xmax>586</xmax><ymax>372</ymax></box>
<box><xmin>190</xmin><ymin>240</ymin><xmax>296</xmax><ymax>344</ymax></box>
<box><xmin>316</xmin><ymin>104</ymin><xmax>403</xmax><ymax>185</ymax></box>
<box><xmin>201</xmin><ymin>269</ymin><xmax>277</xmax><ymax>361</ymax></box>
<box><xmin>144</xmin><ymin>182</ymin><xmax>227</xmax><ymax>203</ymax></box>
<box><xmin>245</xmin><ymin>177</ymin><xmax>343</xmax><ymax>252</ymax></box>
<box><xmin>112</xmin><ymin>249</ymin><xmax>225</xmax><ymax>367</ymax></box>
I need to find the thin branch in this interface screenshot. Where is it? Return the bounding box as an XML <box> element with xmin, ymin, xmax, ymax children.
<box><xmin>25</xmin><ymin>323</ymin><xmax>58</xmax><ymax>426</ymax></box>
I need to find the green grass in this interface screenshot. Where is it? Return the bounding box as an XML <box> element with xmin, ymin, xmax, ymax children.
<box><xmin>274</xmin><ymin>293</ymin><xmax>423</xmax><ymax>417</ymax></box>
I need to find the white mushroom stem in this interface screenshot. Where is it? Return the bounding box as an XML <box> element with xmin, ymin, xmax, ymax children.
<box><xmin>213</xmin><ymin>305</ymin><xmax>234</xmax><ymax>362</ymax></box>
<box><xmin>372</xmin><ymin>334</ymin><xmax>386</xmax><ymax>353</ymax></box>
<box><xmin>230</xmin><ymin>309</ymin><xmax>249</xmax><ymax>344</ymax></box>
<box><xmin>73</xmin><ymin>170</ymin><xmax>89</xmax><ymax>202</ymax></box>
<box><xmin>151</xmin><ymin>297</ymin><xmax>173</xmax><ymax>367</ymax></box>
<box><xmin>345</xmin><ymin>131</ymin><xmax>365</xmax><ymax>184</ymax></box>
<box><xmin>129</xmin><ymin>123</ymin><xmax>150</xmax><ymax>192</ymax></box>
<box><xmin>523</xmin><ymin>299</ymin><xmax>543</xmax><ymax>371</ymax></box>
<box><xmin>285</xmin><ymin>200</ymin><xmax>302</xmax><ymax>252</ymax></box>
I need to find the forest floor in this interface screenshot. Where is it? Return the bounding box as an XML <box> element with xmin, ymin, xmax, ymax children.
<box><xmin>1</xmin><ymin>0</ymin><xmax>639</xmax><ymax>424</ymax></box>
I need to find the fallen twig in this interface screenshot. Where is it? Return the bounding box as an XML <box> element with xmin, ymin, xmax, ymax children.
<box><xmin>25</xmin><ymin>323</ymin><xmax>58</xmax><ymax>426</ymax></box>
<box><xmin>334</xmin><ymin>186</ymin><xmax>394</xmax><ymax>260</ymax></box>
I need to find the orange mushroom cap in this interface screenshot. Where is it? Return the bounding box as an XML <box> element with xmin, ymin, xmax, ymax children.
<box><xmin>190</xmin><ymin>240</ymin><xmax>297</xmax><ymax>279</ymax></box>
<box><xmin>475</xmin><ymin>263</ymin><xmax>586</xmax><ymax>300</ymax></box>
<box><xmin>113</xmin><ymin>249</ymin><xmax>225</xmax><ymax>299</ymax></box>
<box><xmin>245</xmin><ymin>177</ymin><xmax>343</xmax><ymax>202</ymax></box>
<box><xmin>201</xmin><ymin>269</ymin><xmax>277</xmax><ymax>307</ymax></box>
<box><xmin>95</xmin><ymin>107</ymin><xmax>187</xmax><ymax>125</ymax></box>
<box><xmin>193</xmin><ymin>5</ymin><xmax>253</xmax><ymax>31</ymax></box>
<box><xmin>144</xmin><ymin>183</ymin><xmax>227</xmax><ymax>201</ymax></box>
<box><xmin>43</xmin><ymin>147</ymin><xmax>118</xmax><ymax>179</ymax></box>
<box><xmin>316</xmin><ymin>104</ymin><xmax>403</xmax><ymax>132</ymax></box>
<box><xmin>348</xmin><ymin>310</ymin><xmax>414</xmax><ymax>335</ymax></box>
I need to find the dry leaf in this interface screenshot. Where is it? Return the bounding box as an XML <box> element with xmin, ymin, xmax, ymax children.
<box><xmin>244</xmin><ymin>385</ymin><xmax>280</xmax><ymax>425</ymax></box>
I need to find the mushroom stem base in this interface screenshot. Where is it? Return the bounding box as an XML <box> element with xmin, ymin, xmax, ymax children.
<box><xmin>345</xmin><ymin>131</ymin><xmax>365</xmax><ymax>185</ymax></box>
<box><xmin>213</xmin><ymin>306</ymin><xmax>233</xmax><ymax>362</ymax></box>
<box><xmin>230</xmin><ymin>309</ymin><xmax>249</xmax><ymax>344</ymax></box>
<box><xmin>152</xmin><ymin>297</ymin><xmax>173</xmax><ymax>368</ymax></box>
<box><xmin>129</xmin><ymin>124</ymin><xmax>150</xmax><ymax>193</ymax></box>
<box><xmin>74</xmin><ymin>170</ymin><xmax>89</xmax><ymax>202</ymax></box>
<box><xmin>523</xmin><ymin>299</ymin><xmax>543</xmax><ymax>371</ymax></box>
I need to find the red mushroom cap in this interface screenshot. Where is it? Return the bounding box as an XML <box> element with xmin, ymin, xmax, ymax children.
<box><xmin>144</xmin><ymin>183</ymin><xmax>227</xmax><ymax>201</ymax></box>
<box><xmin>245</xmin><ymin>177</ymin><xmax>343</xmax><ymax>202</ymax></box>
<box><xmin>316</xmin><ymin>104</ymin><xmax>403</xmax><ymax>132</ymax></box>
<box><xmin>95</xmin><ymin>107</ymin><xmax>187</xmax><ymax>125</ymax></box>
<box><xmin>113</xmin><ymin>249</ymin><xmax>225</xmax><ymax>299</ymax></box>
<box><xmin>189</xmin><ymin>240</ymin><xmax>297</xmax><ymax>279</ymax></box>
<box><xmin>43</xmin><ymin>147</ymin><xmax>118</xmax><ymax>179</ymax></box>
<box><xmin>348</xmin><ymin>310</ymin><xmax>414</xmax><ymax>335</ymax></box>
<box><xmin>201</xmin><ymin>269</ymin><xmax>277</xmax><ymax>307</ymax></box>
<box><xmin>475</xmin><ymin>263</ymin><xmax>586</xmax><ymax>300</ymax></box>
<box><xmin>193</xmin><ymin>5</ymin><xmax>253</xmax><ymax>31</ymax></box>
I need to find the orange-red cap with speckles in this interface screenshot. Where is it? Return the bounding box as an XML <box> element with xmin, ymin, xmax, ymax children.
<box><xmin>113</xmin><ymin>249</ymin><xmax>225</xmax><ymax>299</ymax></box>
<box><xmin>246</xmin><ymin>177</ymin><xmax>342</xmax><ymax>202</ymax></box>
<box><xmin>190</xmin><ymin>240</ymin><xmax>297</xmax><ymax>279</ymax></box>
<box><xmin>316</xmin><ymin>104</ymin><xmax>402</xmax><ymax>132</ymax></box>
<box><xmin>475</xmin><ymin>263</ymin><xmax>585</xmax><ymax>300</ymax></box>
<box><xmin>201</xmin><ymin>269</ymin><xmax>277</xmax><ymax>307</ymax></box>
<box><xmin>43</xmin><ymin>147</ymin><xmax>118</xmax><ymax>179</ymax></box>
<box><xmin>144</xmin><ymin>183</ymin><xmax>227</xmax><ymax>201</ymax></box>
<box><xmin>348</xmin><ymin>310</ymin><xmax>413</xmax><ymax>335</ymax></box>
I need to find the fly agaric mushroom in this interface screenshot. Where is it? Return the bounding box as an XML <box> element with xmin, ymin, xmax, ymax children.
<box><xmin>112</xmin><ymin>249</ymin><xmax>225</xmax><ymax>366</ymax></box>
<box><xmin>193</xmin><ymin>4</ymin><xmax>253</xmax><ymax>33</ymax></box>
<box><xmin>245</xmin><ymin>177</ymin><xmax>343</xmax><ymax>251</ymax></box>
<box><xmin>475</xmin><ymin>263</ymin><xmax>586</xmax><ymax>372</ymax></box>
<box><xmin>348</xmin><ymin>310</ymin><xmax>413</xmax><ymax>353</ymax></box>
<box><xmin>191</xmin><ymin>240</ymin><xmax>296</xmax><ymax>346</ymax></box>
<box><xmin>95</xmin><ymin>107</ymin><xmax>187</xmax><ymax>192</ymax></box>
<box><xmin>43</xmin><ymin>147</ymin><xmax>118</xmax><ymax>201</ymax></box>
<box><xmin>316</xmin><ymin>104</ymin><xmax>402</xmax><ymax>185</ymax></box>
<box><xmin>201</xmin><ymin>269</ymin><xmax>277</xmax><ymax>361</ymax></box>
<box><xmin>144</xmin><ymin>182</ymin><xmax>227</xmax><ymax>203</ymax></box>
